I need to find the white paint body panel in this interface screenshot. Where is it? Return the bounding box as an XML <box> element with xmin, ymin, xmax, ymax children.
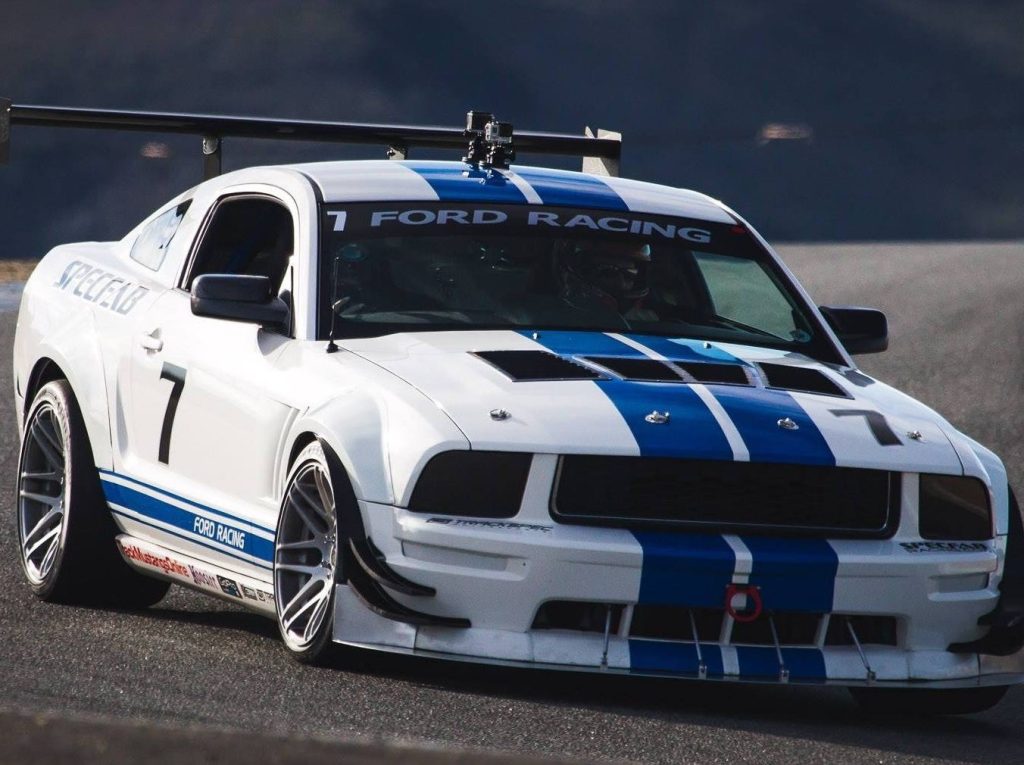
<box><xmin>12</xmin><ymin>158</ymin><xmax>1022</xmax><ymax>689</ymax></box>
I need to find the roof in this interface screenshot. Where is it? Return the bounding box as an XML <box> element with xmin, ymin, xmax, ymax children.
<box><xmin>286</xmin><ymin>160</ymin><xmax>736</xmax><ymax>223</ymax></box>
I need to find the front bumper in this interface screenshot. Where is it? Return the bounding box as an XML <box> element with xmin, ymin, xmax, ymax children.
<box><xmin>337</xmin><ymin>497</ymin><xmax>1024</xmax><ymax>687</ymax></box>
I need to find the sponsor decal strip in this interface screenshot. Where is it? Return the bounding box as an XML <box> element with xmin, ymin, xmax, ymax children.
<box><xmin>102</xmin><ymin>479</ymin><xmax>274</xmax><ymax>564</ymax></box>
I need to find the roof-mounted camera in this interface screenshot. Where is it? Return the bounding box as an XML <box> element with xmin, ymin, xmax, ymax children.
<box><xmin>463</xmin><ymin>110</ymin><xmax>515</xmax><ymax>170</ymax></box>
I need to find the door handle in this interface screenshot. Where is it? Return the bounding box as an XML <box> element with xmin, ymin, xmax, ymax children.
<box><xmin>139</xmin><ymin>329</ymin><xmax>164</xmax><ymax>352</ymax></box>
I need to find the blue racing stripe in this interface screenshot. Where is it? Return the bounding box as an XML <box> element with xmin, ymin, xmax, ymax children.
<box><xmin>402</xmin><ymin>161</ymin><xmax>528</xmax><ymax>204</ymax></box>
<box><xmin>517</xmin><ymin>329</ymin><xmax>645</xmax><ymax>357</ymax></box>
<box><xmin>98</xmin><ymin>469</ymin><xmax>275</xmax><ymax>533</ymax></box>
<box><xmin>708</xmin><ymin>386</ymin><xmax>836</xmax><ymax>465</ymax></box>
<box><xmin>629</xmin><ymin>640</ymin><xmax>725</xmax><ymax>676</ymax></box>
<box><xmin>523</xmin><ymin>331</ymin><xmax>734</xmax><ymax>459</ymax></box>
<box><xmin>512</xmin><ymin>167</ymin><xmax>629</xmax><ymax>211</ymax></box>
<box><xmin>633</xmin><ymin>531</ymin><xmax>735</xmax><ymax>607</ymax></box>
<box><xmin>735</xmin><ymin>646</ymin><xmax>827</xmax><ymax>681</ymax></box>
<box><xmin>741</xmin><ymin>536</ymin><xmax>838</xmax><ymax>613</ymax></box>
<box><xmin>102</xmin><ymin>479</ymin><xmax>274</xmax><ymax>563</ymax></box>
<box><xmin>597</xmin><ymin>380</ymin><xmax>734</xmax><ymax>458</ymax></box>
<box><xmin>621</xmin><ymin>333</ymin><xmax>749</xmax><ymax>365</ymax></box>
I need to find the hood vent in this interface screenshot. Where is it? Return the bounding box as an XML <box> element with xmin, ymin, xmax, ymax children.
<box><xmin>584</xmin><ymin>357</ymin><xmax>681</xmax><ymax>382</ymax></box>
<box><xmin>585</xmin><ymin>356</ymin><xmax>751</xmax><ymax>386</ymax></box>
<box><xmin>759</xmin><ymin>363</ymin><xmax>848</xmax><ymax>397</ymax></box>
<box><xmin>473</xmin><ymin>350</ymin><xmax>603</xmax><ymax>381</ymax></box>
<box><xmin>675</xmin><ymin>362</ymin><xmax>750</xmax><ymax>385</ymax></box>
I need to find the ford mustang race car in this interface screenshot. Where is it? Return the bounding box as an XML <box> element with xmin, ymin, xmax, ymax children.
<box><xmin>7</xmin><ymin>105</ymin><xmax>1023</xmax><ymax>714</ymax></box>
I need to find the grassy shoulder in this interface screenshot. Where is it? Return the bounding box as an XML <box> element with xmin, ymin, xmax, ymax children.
<box><xmin>0</xmin><ymin>260</ymin><xmax>38</xmax><ymax>284</ymax></box>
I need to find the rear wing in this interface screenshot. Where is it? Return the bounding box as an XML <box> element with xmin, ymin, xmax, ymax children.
<box><xmin>0</xmin><ymin>98</ymin><xmax>621</xmax><ymax>179</ymax></box>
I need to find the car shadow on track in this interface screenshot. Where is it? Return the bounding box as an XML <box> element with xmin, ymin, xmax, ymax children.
<box><xmin>108</xmin><ymin>589</ymin><xmax>1020</xmax><ymax>765</ymax></box>
<box><xmin>321</xmin><ymin>640</ymin><xmax>1018</xmax><ymax>764</ymax></box>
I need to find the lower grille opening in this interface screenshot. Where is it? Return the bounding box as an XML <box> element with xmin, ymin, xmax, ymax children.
<box><xmin>825</xmin><ymin>615</ymin><xmax>899</xmax><ymax>647</ymax></box>
<box><xmin>730</xmin><ymin>612</ymin><xmax>820</xmax><ymax>646</ymax></box>
<box><xmin>629</xmin><ymin>606</ymin><xmax>722</xmax><ymax>642</ymax></box>
<box><xmin>629</xmin><ymin>606</ymin><xmax>821</xmax><ymax>646</ymax></box>
<box><xmin>532</xmin><ymin>601</ymin><xmax>623</xmax><ymax>634</ymax></box>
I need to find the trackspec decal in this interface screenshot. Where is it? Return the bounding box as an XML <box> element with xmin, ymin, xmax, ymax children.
<box><xmin>53</xmin><ymin>260</ymin><xmax>149</xmax><ymax>314</ymax></box>
<box><xmin>900</xmin><ymin>541</ymin><xmax>989</xmax><ymax>553</ymax></box>
<box><xmin>426</xmin><ymin>517</ymin><xmax>551</xmax><ymax>533</ymax></box>
<box><xmin>325</xmin><ymin>203</ymin><xmax>724</xmax><ymax>246</ymax></box>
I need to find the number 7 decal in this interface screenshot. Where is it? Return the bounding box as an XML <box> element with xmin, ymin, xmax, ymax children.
<box><xmin>158</xmin><ymin>362</ymin><xmax>187</xmax><ymax>464</ymax></box>
<box><xmin>830</xmin><ymin>408</ymin><xmax>901</xmax><ymax>446</ymax></box>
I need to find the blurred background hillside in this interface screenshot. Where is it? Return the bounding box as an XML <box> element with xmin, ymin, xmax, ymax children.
<box><xmin>1</xmin><ymin>0</ymin><xmax>1022</xmax><ymax>258</ymax></box>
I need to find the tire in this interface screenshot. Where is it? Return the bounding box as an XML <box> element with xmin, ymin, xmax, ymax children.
<box><xmin>274</xmin><ymin>441</ymin><xmax>342</xmax><ymax>664</ymax></box>
<box><xmin>16</xmin><ymin>380</ymin><xmax>170</xmax><ymax>608</ymax></box>
<box><xmin>849</xmin><ymin>685</ymin><xmax>1009</xmax><ymax>715</ymax></box>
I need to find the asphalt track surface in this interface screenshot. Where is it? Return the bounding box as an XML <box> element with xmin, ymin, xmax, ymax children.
<box><xmin>0</xmin><ymin>242</ymin><xmax>1022</xmax><ymax>764</ymax></box>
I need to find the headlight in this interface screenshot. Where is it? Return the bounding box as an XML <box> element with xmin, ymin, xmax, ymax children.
<box><xmin>919</xmin><ymin>475</ymin><xmax>992</xmax><ymax>540</ymax></box>
<box><xmin>408</xmin><ymin>451</ymin><xmax>532</xmax><ymax>518</ymax></box>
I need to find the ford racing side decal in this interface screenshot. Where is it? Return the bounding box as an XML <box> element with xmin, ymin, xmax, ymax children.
<box><xmin>99</xmin><ymin>471</ymin><xmax>274</xmax><ymax>568</ymax></box>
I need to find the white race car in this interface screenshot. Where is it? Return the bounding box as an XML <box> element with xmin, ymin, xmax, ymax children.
<box><xmin>8</xmin><ymin>106</ymin><xmax>1023</xmax><ymax>714</ymax></box>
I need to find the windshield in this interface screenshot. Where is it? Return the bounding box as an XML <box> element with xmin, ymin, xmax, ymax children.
<box><xmin>318</xmin><ymin>202</ymin><xmax>825</xmax><ymax>354</ymax></box>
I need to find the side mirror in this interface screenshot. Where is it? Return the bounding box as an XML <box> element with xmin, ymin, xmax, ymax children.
<box><xmin>819</xmin><ymin>305</ymin><xmax>888</xmax><ymax>355</ymax></box>
<box><xmin>191</xmin><ymin>274</ymin><xmax>289</xmax><ymax>331</ymax></box>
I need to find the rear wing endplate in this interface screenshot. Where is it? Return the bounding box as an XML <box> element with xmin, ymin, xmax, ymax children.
<box><xmin>0</xmin><ymin>97</ymin><xmax>621</xmax><ymax>179</ymax></box>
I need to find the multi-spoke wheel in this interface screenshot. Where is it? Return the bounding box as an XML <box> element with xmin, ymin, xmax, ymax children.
<box><xmin>18</xmin><ymin>396</ymin><xmax>68</xmax><ymax>587</ymax></box>
<box><xmin>16</xmin><ymin>379</ymin><xmax>169</xmax><ymax>607</ymax></box>
<box><xmin>275</xmin><ymin>441</ymin><xmax>340</xmax><ymax>663</ymax></box>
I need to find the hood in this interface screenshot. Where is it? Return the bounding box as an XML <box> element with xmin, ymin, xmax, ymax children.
<box><xmin>340</xmin><ymin>329</ymin><xmax>964</xmax><ymax>475</ymax></box>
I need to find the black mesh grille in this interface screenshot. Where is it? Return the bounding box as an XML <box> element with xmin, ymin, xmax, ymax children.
<box><xmin>553</xmin><ymin>457</ymin><xmax>898</xmax><ymax>537</ymax></box>
<box><xmin>472</xmin><ymin>350</ymin><xmax>601</xmax><ymax>380</ymax></box>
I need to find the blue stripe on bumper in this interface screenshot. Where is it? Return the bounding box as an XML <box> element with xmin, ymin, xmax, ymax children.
<box><xmin>633</xmin><ymin>531</ymin><xmax>736</xmax><ymax>607</ymax></box>
<box><xmin>735</xmin><ymin>646</ymin><xmax>827</xmax><ymax>681</ymax></box>
<box><xmin>629</xmin><ymin>640</ymin><xmax>725</xmax><ymax>676</ymax></box>
<box><xmin>742</xmin><ymin>536</ymin><xmax>839</xmax><ymax>612</ymax></box>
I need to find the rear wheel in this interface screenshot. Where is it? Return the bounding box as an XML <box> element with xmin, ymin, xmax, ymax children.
<box><xmin>16</xmin><ymin>380</ymin><xmax>169</xmax><ymax>607</ymax></box>
<box><xmin>274</xmin><ymin>441</ymin><xmax>340</xmax><ymax>664</ymax></box>
<box><xmin>849</xmin><ymin>685</ymin><xmax>1009</xmax><ymax>715</ymax></box>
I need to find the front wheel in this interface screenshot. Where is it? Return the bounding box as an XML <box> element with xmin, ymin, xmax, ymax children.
<box><xmin>16</xmin><ymin>379</ymin><xmax>169</xmax><ymax>607</ymax></box>
<box><xmin>849</xmin><ymin>685</ymin><xmax>1009</xmax><ymax>715</ymax></box>
<box><xmin>274</xmin><ymin>441</ymin><xmax>341</xmax><ymax>664</ymax></box>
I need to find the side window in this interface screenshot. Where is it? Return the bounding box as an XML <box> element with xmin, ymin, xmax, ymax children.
<box><xmin>185</xmin><ymin>196</ymin><xmax>294</xmax><ymax>293</ymax></box>
<box><xmin>693</xmin><ymin>251</ymin><xmax>811</xmax><ymax>341</ymax></box>
<box><xmin>131</xmin><ymin>201</ymin><xmax>191</xmax><ymax>271</ymax></box>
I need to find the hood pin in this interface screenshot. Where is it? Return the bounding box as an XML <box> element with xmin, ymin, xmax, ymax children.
<box><xmin>907</xmin><ymin>430</ymin><xmax>923</xmax><ymax>441</ymax></box>
<box><xmin>777</xmin><ymin>417</ymin><xmax>799</xmax><ymax>431</ymax></box>
<box><xmin>490</xmin><ymin>409</ymin><xmax>511</xmax><ymax>421</ymax></box>
<box><xmin>645</xmin><ymin>411</ymin><xmax>670</xmax><ymax>424</ymax></box>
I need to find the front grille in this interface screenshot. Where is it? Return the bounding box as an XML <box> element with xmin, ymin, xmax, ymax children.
<box><xmin>553</xmin><ymin>456</ymin><xmax>899</xmax><ymax>538</ymax></box>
